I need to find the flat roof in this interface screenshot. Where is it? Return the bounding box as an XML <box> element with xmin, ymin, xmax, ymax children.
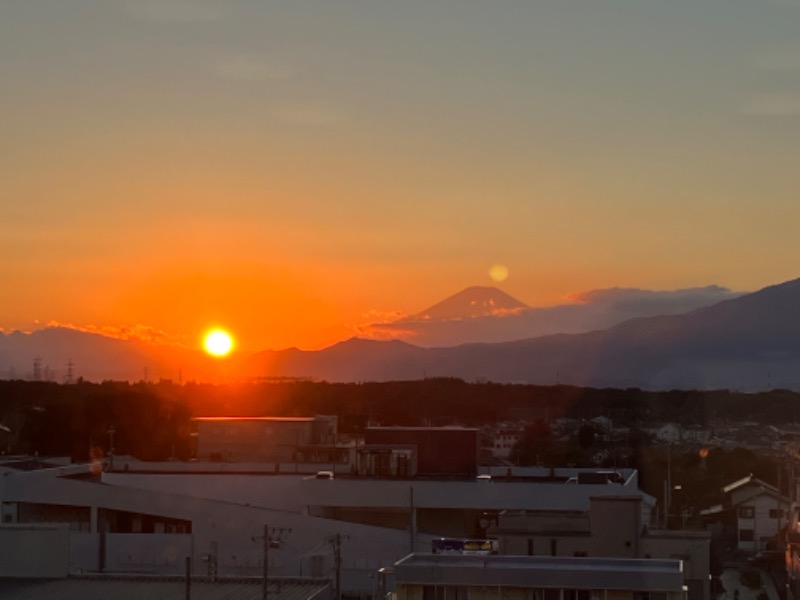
<box><xmin>193</xmin><ymin>416</ymin><xmax>316</xmax><ymax>422</ymax></box>
<box><xmin>0</xmin><ymin>575</ymin><xmax>331</xmax><ymax>600</ymax></box>
<box><xmin>366</xmin><ymin>426</ymin><xmax>478</xmax><ymax>432</ymax></box>
<box><xmin>394</xmin><ymin>554</ymin><xmax>684</xmax><ymax>592</ymax></box>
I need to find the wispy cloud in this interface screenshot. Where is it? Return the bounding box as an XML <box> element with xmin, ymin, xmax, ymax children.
<box><xmin>122</xmin><ymin>0</ymin><xmax>224</xmax><ymax>24</ymax></box>
<box><xmin>211</xmin><ymin>55</ymin><xmax>295</xmax><ymax>83</ymax></box>
<box><xmin>45</xmin><ymin>321</ymin><xmax>187</xmax><ymax>346</ymax></box>
<box><xmin>754</xmin><ymin>46</ymin><xmax>800</xmax><ymax>71</ymax></box>
<box><xmin>356</xmin><ymin>325</ymin><xmax>419</xmax><ymax>341</ymax></box>
<box><xmin>743</xmin><ymin>93</ymin><xmax>800</xmax><ymax>117</ymax></box>
<box><xmin>360</xmin><ymin>309</ymin><xmax>409</xmax><ymax>324</ymax></box>
<box><xmin>272</xmin><ymin>106</ymin><xmax>349</xmax><ymax>126</ymax></box>
<box><xmin>761</xmin><ymin>0</ymin><xmax>800</xmax><ymax>7</ymax></box>
<box><xmin>352</xmin><ymin>310</ymin><xmax>415</xmax><ymax>340</ymax></box>
<box><xmin>563</xmin><ymin>285</ymin><xmax>737</xmax><ymax>305</ymax></box>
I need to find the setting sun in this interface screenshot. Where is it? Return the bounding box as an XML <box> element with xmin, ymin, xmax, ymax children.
<box><xmin>203</xmin><ymin>329</ymin><xmax>235</xmax><ymax>357</ymax></box>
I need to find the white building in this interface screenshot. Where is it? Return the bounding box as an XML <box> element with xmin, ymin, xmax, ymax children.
<box><xmin>720</xmin><ymin>474</ymin><xmax>788</xmax><ymax>554</ymax></box>
<box><xmin>0</xmin><ymin>457</ymin><xmax>658</xmax><ymax>596</ymax></box>
<box><xmin>491</xmin><ymin>495</ymin><xmax>710</xmax><ymax>600</ymax></box>
<box><xmin>393</xmin><ymin>554</ymin><xmax>688</xmax><ymax>600</ymax></box>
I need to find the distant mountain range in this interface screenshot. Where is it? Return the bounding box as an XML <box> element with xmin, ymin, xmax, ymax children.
<box><xmin>2</xmin><ymin>278</ymin><xmax>799</xmax><ymax>391</ymax></box>
<box><xmin>0</xmin><ymin>327</ymin><xmax>215</xmax><ymax>384</ymax></box>
<box><xmin>362</xmin><ymin>284</ymin><xmax>742</xmax><ymax>347</ymax></box>
<box><xmin>240</xmin><ymin>278</ymin><xmax>800</xmax><ymax>391</ymax></box>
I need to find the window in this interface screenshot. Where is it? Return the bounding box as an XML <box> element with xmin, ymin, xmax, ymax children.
<box><xmin>422</xmin><ymin>587</ymin><xmax>467</xmax><ymax>600</ymax></box>
<box><xmin>739</xmin><ymin>507</ymin><xmax>755</xmax><ymax>519</ymax></box>
<box><xmin>740</xmin><ymin>529</ymin><xmax>755</xmax><ymax>542</ymax></box>
<box><xmin>769</xmin><ymin>509</ymin><xmax>784</xmax><ymax>519</ymax></box>
<box><xmin>543</xmin><ymin>590</ymin><xmax>560</xmax><ymax>600</ymax></box>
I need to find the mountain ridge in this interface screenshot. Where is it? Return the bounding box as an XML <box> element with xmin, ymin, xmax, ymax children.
<box><xmin>413</xmin><ymin>286</ymin><xmax>529</xmax><ymax>321</ymax></box>
<box><xmin>2</xmin><ymin>277</ymin><xmax>798</xmax><ymax>390</ymax></box>
<box><xmin>244</xmin><ymin>277</ymin><xmax>800</xmax><ymax>390</ymax></box>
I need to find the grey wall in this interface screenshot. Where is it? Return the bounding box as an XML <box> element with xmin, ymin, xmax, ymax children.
<box><xmin>0</xmin><ymin>524</ymin><xmax>69</xmax><ymax>578</ymax></box>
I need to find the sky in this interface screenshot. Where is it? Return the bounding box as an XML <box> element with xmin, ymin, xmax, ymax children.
<box><xmin>2</xmin><ymin>0</ymin><xmax>799</xmax><ymax>352</ymax></box>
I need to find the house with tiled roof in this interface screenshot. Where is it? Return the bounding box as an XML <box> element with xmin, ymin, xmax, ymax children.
<box><xmin>720</xmin><ymin>474</ymin><xmax>789</xmax><ymax>554</ymax></box>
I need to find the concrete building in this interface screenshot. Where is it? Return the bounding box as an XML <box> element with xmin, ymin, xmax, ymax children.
<box><xmin>364</xmin><ymin>427</ymin><xmax>479</xmax><ymax>477</ymax></box>
<box><xmin>0</xmin><ymin>459</ymin><xmax>427</xmax><ymax>593</ymax></box>
<box><xmin>393</xmin><ymin>554</ymin><xmax>688</xmax><ymax>600</ymax></box>
<box><xmin>0</xmin><ymin>573</ymin><xmax>331</xmax><ymax>600</ymax></box>
<box><xmin>491</xmin><ymin>496</ymin><xmax>710</xmax><ymax>600</ymax></box>
<box><xmin>101</xmin><ymin>464</ymin><xmax>654</xmax><ymax>540</ymax></box>
<box><xmin>195</xmin><ymin>415</ymin><xmax>342</xmax><ymax>464</ymax></box>
<box><xmin>0</xmin><ymin>457</ymin><xmax>661</xmax><ymax>596</ymax></box>
<box><xmin>485</xmin><ymin>423</ymin><xmax>524</xmax><ymax>460</ymax></box>
<box><xmin>0</xmin><ymin>448</ymin><xmax>686</xmax><ymax>595</ymax></box>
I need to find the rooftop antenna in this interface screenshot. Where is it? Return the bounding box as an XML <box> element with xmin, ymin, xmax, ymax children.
<box><xmin>66</xmin><ymin>359</ymin><xmax>75</xmax><ymax>385</ymax></box>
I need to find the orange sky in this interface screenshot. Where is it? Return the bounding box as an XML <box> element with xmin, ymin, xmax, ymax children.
<box><xmin>2</xmin><ymin>2</ymin><xmax>799</xmax><ymax>352</ymax></box>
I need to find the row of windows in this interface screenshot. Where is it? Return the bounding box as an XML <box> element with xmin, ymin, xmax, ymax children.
<box><xmin>738</xmin><ymin>506</ymin><xmax>785</xmax><ymax>519</ymax></box>
<box><xmin>418</xmin><ymin>587</ymin><xmax>668</xmax><ymax>600</ymax></box>
<box><xmin>207</xmin><ymin>426</ymin><xmax>286</xmax><ymax>436</ymax></box>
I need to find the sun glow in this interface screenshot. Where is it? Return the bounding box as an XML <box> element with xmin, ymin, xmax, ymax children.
<box><xmin>203</xmin><ymin>328</ymin><xmax>235</xmax><ymax>357</ymax></box>
<box><xmin>489</xmin><ymin>264</ymin><xmax>509</xmax><ymax>282</ymax></box>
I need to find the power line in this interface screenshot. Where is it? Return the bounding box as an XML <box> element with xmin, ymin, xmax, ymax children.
<box><xmin>326</xmin><ymin>533</ymin><xmax>349</xmax><ymax>600</ymax></box>
<box><xmin>254</xmin><ymin>524</ymin><xmax>291</xmax><ymax>600</ymax></box>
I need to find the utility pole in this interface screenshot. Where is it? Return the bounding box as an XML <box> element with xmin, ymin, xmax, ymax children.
<box><xmin>185</xmin><ymin>556</ymin><xmax>192</xmax><ymax>600</ymax></box>
<box><xmin>207</xmin><ymin>541</ymin><xmax>218</xmax><ymax>581</ymax></box>
<box><xmin>666</xmin><ymin>443</ymin><xmax>672</xmax><ymax>528</ymax></box>
<box><xmin>263</xmin><ymin>524</ymin><xmax>269</xmax><ymax>600</ymax></box>
<box><xmin>409</xmin><ymin>487</ymin><xmax>416</xmax><ymax>553</ymax></box>
<box><xmin>327</xmin><ymin>533</ymin><xmax>348</xmax><ymax>600</ymax></box>
<box><xmin>257</xmin><ymin>525</ymin><xmax>291</xmax><ymax>600</ymax></box>
<box><xmin>334</xmin><ymin>533</ymin><xmax>341</xmax><ymax>600</ymax></box>
<box><xmin>108</xmin><ymin>427</ymin><xmax>116</xmax><ymax>471</ymax></box>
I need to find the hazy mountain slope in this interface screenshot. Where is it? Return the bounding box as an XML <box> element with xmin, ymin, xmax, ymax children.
<box><xmin>414</xmin><ymin>286</ymin><xmax>529</xmax><ymax>320</ymax></box>
<box><xmin>363</xmin><ymin>285</ymin><xmax>742</xmax><ymax>347</ymax></box>
<box><xmin>243</xmin><ymin>278</ymin><xmax>800</xmax><ymax>390</ymax></box>
<box><xmin>3</xmin><ymin>279</ymin><xmax>798</xmax><ymax>390</ymax></box>
<box><xmin>0</xmin><ymin>327</ymin><xmax>213</xmax><ymax>383</ymax></box>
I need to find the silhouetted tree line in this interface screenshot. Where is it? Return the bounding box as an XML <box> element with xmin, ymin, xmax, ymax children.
<box><xmin>1</xmin><ymin>378</ymin><xmax>798</xmax><ymax>464</ymax></box>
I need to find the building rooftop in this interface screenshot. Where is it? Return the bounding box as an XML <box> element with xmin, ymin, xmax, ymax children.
<box><xmin>0</xmin><ymin>575</ymin><xmax>331</xmax><ymax>600</ymax></box>
<box><xmin>193</xmin><ymin>416</ymin><xmax>317</xmax><ymax>422</ymax></box>
<box><xmin>366</xmin><ymin>426</ymin><xmax>478</xmax><ymax>432</ymax></box>
<box><xmin>721</xmin><ymin>474</ymin><xmax>774</xmax><ymax>494</ymax></box>
<box><xmin>394</xmin><ymin>553</ymin><xmax>685</xmax><ymax>592</ymax></box>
